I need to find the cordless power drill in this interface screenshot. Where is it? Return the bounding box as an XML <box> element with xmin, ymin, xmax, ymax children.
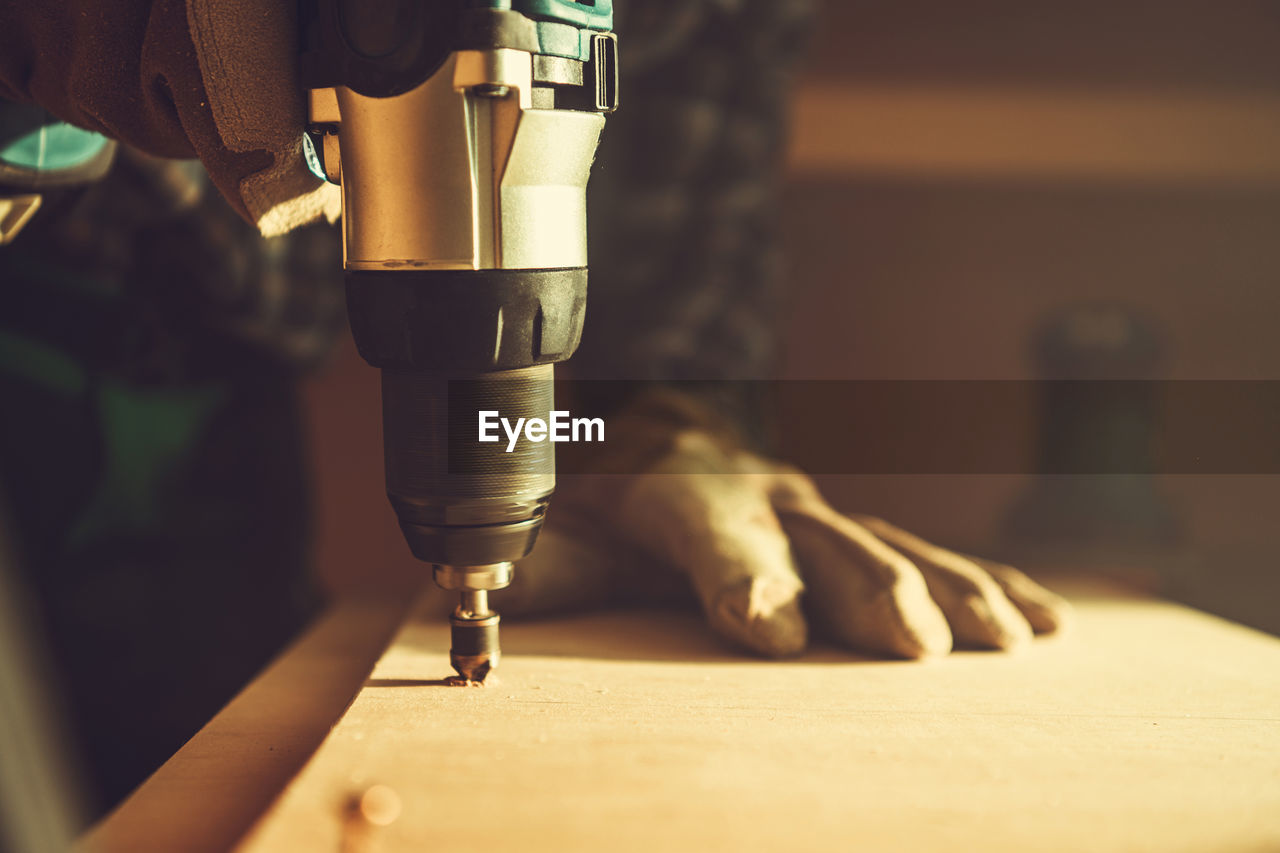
<box><xmin>300</xmin><ymin>1</ymin><xmax>617</xmax><ymax>682</ymax></box>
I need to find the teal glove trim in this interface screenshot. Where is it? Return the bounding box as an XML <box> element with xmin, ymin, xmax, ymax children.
<box><xmin>0</xmin><ymin>104</ymin><xmax>111</xmax><ymax>172</ymax></box>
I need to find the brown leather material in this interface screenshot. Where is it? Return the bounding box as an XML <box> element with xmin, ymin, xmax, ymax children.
<box><xmin>0</xmin><ymin>0</ymin><xmax>277</xmax><ymax>223</ymax></box>
<box><xmin>185</xmin><ymin>0</ymin><xmax>337</xmax><ymax>235</ymax></box>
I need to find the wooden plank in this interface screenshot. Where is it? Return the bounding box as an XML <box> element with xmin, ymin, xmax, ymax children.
<box><xmin>236</xmin><ymin>584</ymin><xmax>1280</xmax><ymax>852</ymax></box>
<box><xmin>82</xmin><ymin>595</ymin><xmax>413</xmax><ymax>853</ymax></box>
<box><xmin>787</xmin><ymin>84</ymin><xmax>1280</xmax><ymax>185</ymax></box>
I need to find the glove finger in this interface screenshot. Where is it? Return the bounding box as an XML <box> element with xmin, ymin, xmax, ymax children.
<box><xmin>850</xmin><ymin>515</ymin><xmax>1034</xmax><ymax>651</ymax></box>
<box><xmin>775</xmin><ymin>503</ymin><xmax>953</xmax><ymax>659</ymax></box>
<box><xmin>965</xmin><ymin>556</ymin><xmax>1073</xmax><ymax>635</ymax></box>
<box><xmin>708</xmin><ymin>573</ymin><xmax>808</xmax><ymax>660</ymax></box>
<box><xmin>614</xmin><ymin>448</ymin><xmax>808</xmax><ymax>658</ymax></box>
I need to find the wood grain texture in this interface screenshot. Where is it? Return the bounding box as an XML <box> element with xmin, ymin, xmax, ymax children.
<box><xmin>82</xmin><ymin>597</ymin><xmax>412</xmax><ymax>853</ymax></box>
<box><xmin>237</xmin><ymin>585</ymin><xmax>1280</xmax><ymax>852</ymax></box>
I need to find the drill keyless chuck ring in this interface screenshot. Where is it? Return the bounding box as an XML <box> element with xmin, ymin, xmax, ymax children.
<box><xmin>433</xmin><ymin>562</ymin><xmax>513</xmax><ymax>592</ymax></box>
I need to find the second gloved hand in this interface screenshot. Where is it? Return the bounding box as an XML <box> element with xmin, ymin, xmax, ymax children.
<box><xmin>493</xmin><ymin>391</ymin><xmax>1071</xmax><ymax>659</ymax></box>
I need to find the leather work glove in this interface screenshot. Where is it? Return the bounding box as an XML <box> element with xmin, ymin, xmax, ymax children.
<box><xmin>491</xmin><ymin>390</ymin><xmax>1072</xmax><ymax>659</ymax></box>
<box><xmin>0</xmin><ymin>0</ymin><xmax>337</xmax><ymax>236</ymax></box>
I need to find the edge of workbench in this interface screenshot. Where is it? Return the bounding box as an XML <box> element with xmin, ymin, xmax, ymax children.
<box><xmin>79</xmin><ymin>594</ymin><xmax>415</xmax><ymax>853</ymax></box>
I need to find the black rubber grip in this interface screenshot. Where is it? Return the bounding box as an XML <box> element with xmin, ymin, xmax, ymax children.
<box><xmin>346</xmin><ymin>267</ymin><xmax>588</xmax><ymax>373</ymax></box>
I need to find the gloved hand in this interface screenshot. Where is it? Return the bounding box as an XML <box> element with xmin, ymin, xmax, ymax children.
<box><xmin>494</xmin><ymin>390</ymin><xmax>1071</xmax><ymax>659</ymax></box>
<box><xmin>0</xmin><ymin>0</ymin><xmax>337</xmax><ymax>236</ymax></box>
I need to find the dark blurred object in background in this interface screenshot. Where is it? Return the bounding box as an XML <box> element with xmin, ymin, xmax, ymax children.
<box><xmin>1003</xmin><ymin>305</ymin><xmax>1180</xmax><ymax>553</ymax></box>
<box><xmin>0</xmin><ymin>149</ymin><xmax>341</xmax><ymax>817</ymax></box>
<box><xmin>777</xmin><ymin>1</ymin><xmax>1280</xmax><ymax>638</ymax></box>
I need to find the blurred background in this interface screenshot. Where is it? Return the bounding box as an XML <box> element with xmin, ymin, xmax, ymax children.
<box><xmin>305</xmin><ymin>1</ymin><xmax>1280</xmax><ymax>633</ymax></box>
<box><xmin>3</xmin><ymin>3</ymin><xmax>1279</xmax><ymax>837</ymax></box>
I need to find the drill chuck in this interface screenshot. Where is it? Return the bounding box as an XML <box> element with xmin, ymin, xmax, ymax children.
<box><xmin>383</xmin><ymin>366</ymin><xmax>555</xmax><ymax>566</ymax></box>
<box><xmin>437</xmin><ymin>566</ymin><xmax>510</xmax><ymax>682</ymax></box>
<box><xmin>348</xmin><ymin>266</ymin><xmax>588</xmax><ymax>568</ymax></box>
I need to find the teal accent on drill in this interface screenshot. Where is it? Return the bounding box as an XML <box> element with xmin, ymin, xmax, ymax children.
<box><xmin>302</xmin><ymin>132</ymin><xmax>330</xmax><ymax>183</ymax></box>
<box><xmin>480</xmin><ymin>0</ymin><xmax>613</xmax><ymax>31</ymax></box>
<box><xmin>65</xmin><ymin>381</ymin><xmax>226</xmax><ymax>549</ymax></box>
<box><xmin>0</xmin><ymin>103</ymin><xmax>110</xmax><ymax>171</ymax></box>
<box><xmin>518</xmin><ymin>0</ymin><xmax>613</xmax><ymax>30</ymax></box>
<box><xmin>477</xmin><ymin>1</ymin><xmax>612</xmax><ymax>59</ymax></box>
<box><xmin>536</xmin><ymin>21</ymin><xmax>588</xmax><ymax>60</ymax></box>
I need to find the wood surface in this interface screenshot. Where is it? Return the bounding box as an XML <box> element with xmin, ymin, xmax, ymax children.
<box><xmin>82</xmin><ymin>597</ymin><xmax>412</xmax><ymax>853</ymax></box>
<box><xmin>230</xmin><ymin>583</ymin><xmax>1280</xmax><ymax>852</ymax></box>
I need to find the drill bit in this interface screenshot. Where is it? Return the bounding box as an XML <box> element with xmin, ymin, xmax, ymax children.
<box><xmin>435</xmin><ymin>563</ymin><xmax>510</xmax><ymax>683</ymax></box>
<box><xmin>450</xmin><ymin>588</ymin><xmax>500</xmax><ymax>683</ymax></box>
